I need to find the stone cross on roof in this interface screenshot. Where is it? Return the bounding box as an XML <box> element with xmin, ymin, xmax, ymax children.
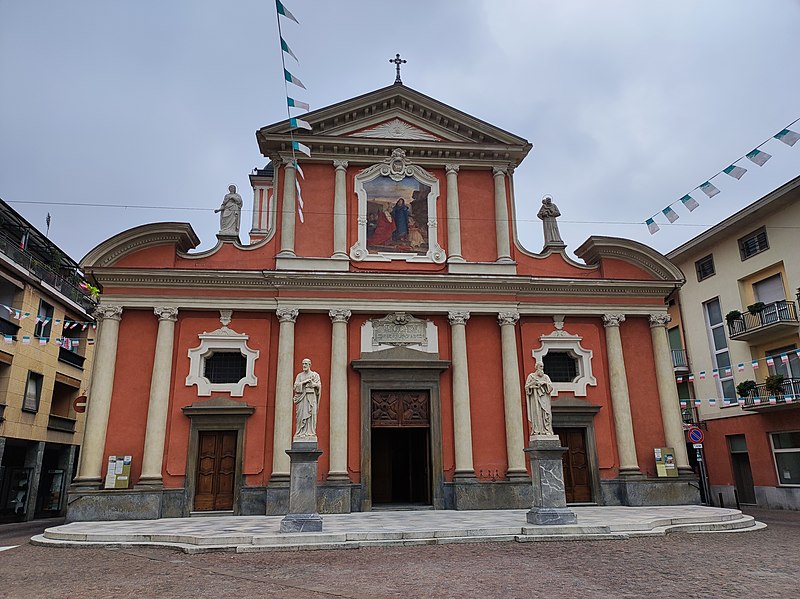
<box><xmin>389</xmin><ymin>53</ymin><xmax>406</xmax><ymax>85</ymax></box>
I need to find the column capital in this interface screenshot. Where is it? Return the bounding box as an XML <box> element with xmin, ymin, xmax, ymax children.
<box><xmin>492</xmin><ymin>166</ymin><xmax>508</xmax><ymax>177</ymax></box>
<box><xmin>94</xmin><ymin>305</ymin><xmax>123</xmax><ymax>322</ymax></box>
<box><xmin>153</xmin><ymin>306</ymin><xmax>178</xmax><ymax>322</ymax></box>
<box><xmin>333</xmin><ymin>159</ymin><xmax>349</xmax><ymax>171</ymax></box>
<box><xmin>282</xmin><ymin>157</ymin><xmax>297</xmax><ymax>167</ymax></box>
<box><xmin>329</xmin><ymin>309</ymin><xmax>352</xmax><ymax>323</ymax></box>
<box><xmin>649</xmin><ymin>313</ymin><xmax>672</xmax><ymax>328</ymax></box>
<box><xmin>445</xmin><ymin>164</ymin><xmax>460</xmax><ymax>174</ymax></box>
<box><xmin>448</xmin><ymin>311</ymin><xmax>470</xmax><ymax>326</ymax></box>
<box><xmin>602</xmin><ymin>313</ymin><xmax>626</xmax><ymax>328</ymax></box>
<box><xmin>497</xmin><ymin>312</ymin><xmax>520</xmax><ymax>326</ymax></box>
<box><xmin>276</xmin><ymin>308</ymin><xmax>299</xmax><ymax>323</ymax></box>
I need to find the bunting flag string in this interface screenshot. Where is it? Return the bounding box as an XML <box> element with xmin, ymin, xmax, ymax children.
<box><xmin>275</xmin><ymin>0</ymin><xmax>311</xmax><ymax>224</ymax></box>
<box><xmin>1</xmin><ymin>304</ymin><xmax>96</xmax><ymax>328</ymax></box>
<box><xmin>644</xmin><ymin>117</ymin><xmax>800</xmax><ymax>234</ymax></box>
<box><xmin>2</xmin><ymin>334</ymin><xmax>95</xmax><ymax>346</ymax></box>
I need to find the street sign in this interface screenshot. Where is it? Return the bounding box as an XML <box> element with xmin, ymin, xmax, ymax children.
<box><xmin>693</xmin><ymin>443</ymin><xmax>703</xmax><ymax>449</ymax></box>
<box><xmin>73</xmin><ymin>395</ymin><xmax>87</xmax><ymax>413</ymax></box>
<box><xmin>687</xmin><ymin>427</ymin><xmax>704</xmax><ymax>444</ymax></box>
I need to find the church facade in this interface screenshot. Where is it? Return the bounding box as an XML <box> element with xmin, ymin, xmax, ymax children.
<box><xmin>68</xmin><ymin>83</ymin><xmax>699</xmax><ymax>520</ymax></box>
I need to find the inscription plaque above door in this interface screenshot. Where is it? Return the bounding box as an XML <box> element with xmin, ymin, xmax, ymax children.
<box><xmin>371</xmin><ymin>390</ymin><xmax>430</xmax><ymax>427</ymax></box>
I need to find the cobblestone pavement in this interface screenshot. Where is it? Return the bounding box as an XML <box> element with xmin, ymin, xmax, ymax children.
<box><xmin>1</xmin><ymin>508</ymin><xmax>797</xmax><ymax>599</ymax></box>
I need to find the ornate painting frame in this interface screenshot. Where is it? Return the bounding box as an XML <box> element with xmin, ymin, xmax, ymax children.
<box><xmin>350</xmin><ymin>148</ymin><xmax>446</xmax><ymax>264</ymax></box>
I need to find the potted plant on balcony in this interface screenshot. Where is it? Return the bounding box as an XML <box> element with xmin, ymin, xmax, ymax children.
<box><xmin>736</xmin><ymin>380</ymin><xmax>757</xmax><ymax>398</ymax></box>
<box><xmin>765</xmin><ymin>374</ymin><xmax>785</xmax><ymax>396</ymax></box>
<box><xmin>725</xmin><ymin>310</ymin><xmax>742</xmax><ymax>324</ymax></box>
<box><xmin>747</xmin><ymin>302</ymin><xmax>766</xmax><ymax>315</ymax></box>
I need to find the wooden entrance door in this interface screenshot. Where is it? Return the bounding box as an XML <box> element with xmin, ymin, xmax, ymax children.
<box><xmin>371</xmin><ymin>390</ymin><xmax>431</xmax><ymax>505</ymax></box>
<box><xmin>556</xmin><ymin>427</ymin><xmax>592</xmax><ymax>503</ymax></box>
<box><xmin>194</xmin><ymin>430</ymin><xmax>237</xmax><ymax>511</ymax></box>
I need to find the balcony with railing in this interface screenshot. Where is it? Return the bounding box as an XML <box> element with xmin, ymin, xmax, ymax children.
<box><xmin>47</xmin><ymin>414</ymin><xmax>76</xmax><ymax>433</ymax></box>
<box><xmin>0</xmin><ymin>234</ymin><xmax>96</xmax><ymax>311</ymax></box>
<box><xmin>739</xmin><ymin>378</ymin><xmax>800</xmax><ymax>410</ymax></box>
<box><xmin>671</xmin><ymin>349</ymin><xmax>689</xmax><ymax>372</ymax></box>
<box><xmin>58</xmin><ymin>347</ymin><xmax>86</xmax><ymax>369</ymax></box>
<box><xmin>727</xmin><ymin>300</ymin><xmax>799</xmax><ymax>343</ymax></box>
<box><xmin>0</xmin><ymin>317</ymin><xmax>20</xmax><ymax>338</ymax></box>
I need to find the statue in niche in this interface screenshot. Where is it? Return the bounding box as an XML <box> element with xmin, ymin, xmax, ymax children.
<box><xmin>537</xmin><ymin>195</ymin><xmax>565</xmax><ymax>248</ymax></box>
<box><xmin>215</xmin><ymin>184</ymin><xmax>243</xmax><ymax>237</ymax></box>
<box><xmin>293</xmin><ymin>358</ymin><xmax>321</xmax><ymax>440</ymax></box>
<box><xmin>525</xmin><ymin>361</ymin><xmax>555</xmax><ymax>437</ymax></box>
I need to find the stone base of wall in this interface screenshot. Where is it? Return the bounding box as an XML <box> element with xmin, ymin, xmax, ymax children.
<box><xmin>600</xmin><ymin>476</ymin><xmax>702</xmax><ymax>507</ymax></box>
<box><xmin>445</xmin><ymin>479</ymin><xmax>532</xmax><ymax>510</ymax></box>
<box><xmin>711</xmin><ymin>484</ymin><xmax>800</xmax><ymax>511</ymax></box>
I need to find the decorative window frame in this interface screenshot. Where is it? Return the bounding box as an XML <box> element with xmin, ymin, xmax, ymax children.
<box><xmin>186</xmin><ymin>326</ymin><xmax>259</xmax><ymax>397</ymax></box>
<box><xmin>349</xmin><ymin>148</ymin><xmax>446</xmax><ymax>264</ymax></box>
<box><xmin>532</xmin><ymin>323</ymin><xmax>596</xmax><ymax>397</ymax></box>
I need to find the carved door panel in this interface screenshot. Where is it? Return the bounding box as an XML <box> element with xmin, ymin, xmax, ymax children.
<box><xmin>194</xmin><ymin>430</ymin><xmax>237</xmax><ymax>511</ymax></box>
<box><xmin>371</xmin><ymin>390</ymin><xmax>430</xmax><ymax>427</ymax></box>
<box><xmin>556</xmin><ymin>428</ymin><xmax>592</xmax><ymax>503</ymax></box>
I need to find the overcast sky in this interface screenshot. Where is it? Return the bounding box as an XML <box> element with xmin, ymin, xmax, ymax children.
<box><xmin>1</xmin><ymin>1</ymin><xmax>798</xmax><ymax>265</ymax></box>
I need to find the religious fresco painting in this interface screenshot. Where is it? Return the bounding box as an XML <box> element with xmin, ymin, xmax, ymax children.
<box><xmin>364</xmin><ymin>175</ymin><xmax>430</xmax><ymax>255</ymax></box>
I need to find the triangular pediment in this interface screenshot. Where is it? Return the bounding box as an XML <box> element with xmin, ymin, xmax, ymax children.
<box><xmin>257</xmin><ymin>84</ymin><xmax>532</xmax><ymax>164</ymax></box>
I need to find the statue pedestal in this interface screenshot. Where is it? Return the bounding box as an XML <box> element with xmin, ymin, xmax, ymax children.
<box><xmin>279</xmin><ymin>440</ymin><xmax>323</xmax><ymax>533</ymax></box>
<box><xmin>524</xmin><ymin>436</ymin><xmax>577</xmax><ymax>526</ymax></box>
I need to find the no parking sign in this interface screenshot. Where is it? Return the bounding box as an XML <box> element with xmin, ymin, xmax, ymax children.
<box><xmin>687</xmin><ymin>427</ymin><xmax>704</xmax><ymax>444</ymax></box>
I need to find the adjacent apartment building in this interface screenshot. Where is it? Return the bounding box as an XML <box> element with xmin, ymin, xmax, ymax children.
<box><xmin>667</xmin><ymin>175</ymin><xmax>800</xmax><ymax>510</ymax></box>
<box><xmin>0</xmin><ymin>199</ymin><xmax>96</xmax><ymax>521</ymax></box>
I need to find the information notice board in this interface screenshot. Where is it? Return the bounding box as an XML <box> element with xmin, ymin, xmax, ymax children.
<box><xmin>654</xmin><ymin>447</ymin><xmax>678</xmax><ymax>478</ymax></box>
<box><xmin>104</xmin><ymin>455</ymin><xmax>132</xmax><ymax>489</ymax></box>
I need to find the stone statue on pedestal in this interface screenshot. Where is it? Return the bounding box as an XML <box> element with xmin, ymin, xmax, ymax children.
<box><xmin>215</xmin><ymin>184</ymin><xmax>243</xmax><ymax>238</ymax></box>
<box><xmin>525</xmin><ymin>362</ymin><xmax>554</xmax><ymax>437</ymax></box>
<box><xmin>293</xmin><ymin>358</ymin><xmax>321</xmax><ymax>440</ymax></box>
<box><xmin>537</xmin><ymin>195</ymin><xmax>566</xmax><ymax>249</ymax></box>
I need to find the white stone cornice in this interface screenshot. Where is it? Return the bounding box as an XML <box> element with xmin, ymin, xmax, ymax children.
<box><xmin>94</xmin><ymin>305</ymin><xmax>123</xmax><ymax>321</ymax></box>
<box><xmin>276</xmin><ymin>308</ymin><xmax>299</xmax><ymax>323</ymax></box>
<box><xmin>602</xmin><ymin>313</ymin><xmax>626</xmax><ymax>328</ymax></box>
<box><xmin>649</xmin><ymin>313</ymin><xmax>672</xmax><ymax>328</ymax></box>
<box><xmin>448</xmin><ymin>311</ymin><xmax>470</xmax><ymax>326</ymax></box>
<box><xmin>497</xmin><ymin>312</ymin><xmax>520</xmax><ymax>326</ymax></box>
<box><xmin>329</xmin><ymin>309</ymin><xmax>351</xmax><ymax>323</ymax></box>
<box><xmin>154</xmin><ymin>306</ymin><xmax>178</xmax><ymax>321</ymax></box>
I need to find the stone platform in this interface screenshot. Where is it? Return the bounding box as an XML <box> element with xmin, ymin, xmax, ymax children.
<box><xmin>32</xmin><ymin>505</ymin><xmax>763</xmax><ymax>554</ymax></box>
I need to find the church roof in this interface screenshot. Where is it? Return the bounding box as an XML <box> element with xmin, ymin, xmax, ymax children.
<box><xmin>257</xmin><ymin>83</ymin><xmax>533</xmax><ymax>168</ymax></box>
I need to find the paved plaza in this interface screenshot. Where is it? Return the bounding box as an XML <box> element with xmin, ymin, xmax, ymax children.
<box><xmin>0</xmin><ymin>508</ymin><xmax>796</xmax><ymax>598</ymax></box>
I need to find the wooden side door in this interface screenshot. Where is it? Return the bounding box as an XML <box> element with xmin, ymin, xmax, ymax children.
<box><xmin>556</xmin><ymin>428</ymin><xmax>592</xmax><ymax>503</ymax></box>
<box><xmin>194</xmin><ymin>430</ymin><xmax>237</xmax><ymax>511</ymax></box>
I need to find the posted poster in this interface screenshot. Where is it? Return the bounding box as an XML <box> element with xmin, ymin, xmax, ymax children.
<box><xmin>654</xmin><ymin>447</ymin><xmax>678</xmax><ymax>478</ymax></box>
<box><xmin>104</xmin><ymin>455</ymin><xmax>133</xmax><ymax>489</ymax></box>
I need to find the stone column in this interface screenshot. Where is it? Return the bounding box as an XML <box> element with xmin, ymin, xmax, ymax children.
<box><xmin>138</xmin><ymin>307</ymin><xmax>179</xmax><ymax>487</ymax></box>
<box><xmin>492</xmin><ymin>166</ymin><xmax>512</xmax><ymax>263</ymax></box>
<box><xmin>332</xmin><ymin>160</ymin><xmax>348</xmax><ymax>259</ymax></box>
<box><xmin>602</xmin><ymin>313</ymin><xmax>641</xmax><ymax>476</ymax></box>
<box><xmin>271</xmin><ymin>308</ymin><xmax>298</xmax><ymax>480</ymax></box>
<box><xmin>73</xmin><ymin>306</ymin><xmax>123</xmax><ymax>487</ymax></box>
<box><xmin>445</xmin><ymin>164</ymin><xmax>464</xmax><ymax>262</ymax></box>
<box><xmin>327</xmin><ymin>309</ymin><xmax>351</xmax><ymax>481</ymax></box>
<box><xmin>448</xmin><ymin>311</ymin><xmax>474</xmax><ymax>478</ymax></box>
<box><xmin>649</xmin><ymin>314</ymin><xmax>692</xmax><ymax>475</ymax></box>
<box><xmin>278</xmin><ymin>159</ymin><xmax>297</xmax><ymax>257</ymax></box>
<box><xmin>498</xmin><ymin>312</ymin><xmax>527</xmax><ymax>478</ymax></box>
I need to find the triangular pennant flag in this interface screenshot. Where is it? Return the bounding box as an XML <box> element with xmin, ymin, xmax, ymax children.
<box><xmin>774</xmin><ymin>128</ymin><xmax>800</xmax><ymax>146</ymax></box>
<box><xmin>786</xmin><ymin>395</ymin><xmax>794</xmax><ymax>404</ymax></box>
<box><xmin>280</xmin><ymin>37</ymin><xmax>298</xmax><ymax>62</ymax></box>
<box><xmin>781</xmin><ymin>354</ymin><xmax>790</xmax><ymax>365</ymax></box>
<box><xmin>284</xmin><ymin>69</ymin><xmax>306</xmax><ymax>89</ymax></box>
<box><xmin>723</xmin><ymin>164</ymin><xmax>747</xmax><ymax>179</ymax></box>
<box><xmin>712</xmin><ymin>368</ymin><xmax>719</xmax><ymax>378</ymax></box>
<box><xmin>680</xmin><ymin>194</ymin><xmax>699</xmax><ymax>212</ymax></box>
<box><xmin>700</xmin><ymin>181</ymin><xmax>720</xmax><ymax>198</ymax></box>
<box><xmin>766</xmin><ymin>357</ymin><xmax>775</xmax><ymax>367</ymax></box>
<box><xmin>680</xmin><ymin>400</ymin><xmax>687</xmax><ymax>408</ymax></box>
<box><xmin>745</xmin><ymin>149</ymin><xmax>771</xmax><ymax>166</ymax></box>
<box><xmin>275</xmin><ymin>0</ymin><xmax>299</xmax><ymax>24</ymax></box>
<box><xmin>709</xmin><ymin>398</ymin><xmax>717</xmax><ymax>406</ymax></box>
<box><xmin>662</xmin><ymin>206</ymin><xmax>679</xmax><ymax>223</ymax></box>
<box><xmin>724</xmin><ymin>367</ymin><xmax>732</xmax><ymax>376</ymax></box>
<box><xmin>294</xmin><ymin>160</ymin><xmax>305</xmax><ymax>180</ymax></box>
<box><xmin>737</xmin><ymin>363</ymin><xmax>745</xmax><ymax>372</ymax></box>
<box><xmin>688</xmin><ymin>374</ymin><xmax>695</xmax><ymax>382</ymax></box>
<box><xmin>298</xmin><ymin>206</ymin><xmax>304</xmax><ymax>224</ymax></box>
<box><xmin>21</xmin><ymin>335</ymin><xmax>30</xmax><ymax>344</ymax></box>
<box><xmin>292</xmin><ymin>140</ymin><xmax>311</xmax><ymax>157</ymax></box>
<box><xmin>646</xmin><ymin>218</ymin><xmax>659</xmax><ymax>234</ymax></box>
<box><xmin>39</xmin><ymin>337</ymin><xmax>47</xmax><ymax>345</ymax></box>
<box><xmin>752</xmin><ymin>360</ymin><xmax>759</xmax><ymax>370</ymax></box>
<box><xmin>769</xmin><ymin>396</ymin><xmax>777</xmax><ymax>405</ymax></box>
<box><xmin>676</xmin><ymin>376</ymin><xmax>684</xmax><ymax>383</ymax></box>
<box><xmin>287</xmin><ymin>97</ymin><xmax>309</xmax><ymax>111</ymax></box>
<box><xmin>738</xmin><ymin>398</ymin><xmax>746</xmax><ymax>407</ymax></box>
<box><xmin>289</xmin><ymin>117</ymin><xmax>312</xmax><ymax>131</ymax></box>
<box><xmin>87</xmin><ymin>338</ymin><xmax>95</xmax><ymax>346</ymax></box>
<box><xmin>3</xmin><ymin>335</ymin><xmax>13</xmax><ymax>344</ymax></box>
<box><xmin>694</xmin><ymin>399</ymin><xmax>702</xmax><ymax>407</ymax></box>
<box><xmin>699</xmin><ymin>371</ymin><xmax>706</xmax><ymax>379</ymax></box>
